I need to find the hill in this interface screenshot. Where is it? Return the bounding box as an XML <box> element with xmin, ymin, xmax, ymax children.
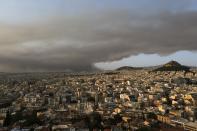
<box><xmin>116</xmin><ymin>66</ymin><xmax>142</xmax><ymax>71</ymax></box>
<box><xmin>153</xmin><ymin>61</ymin><xmax>190</xmax><ymax>72</ymax></box>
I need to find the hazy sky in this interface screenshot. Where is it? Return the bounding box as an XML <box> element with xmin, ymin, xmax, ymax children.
<box><xmin>0</xmin><ymin>0</ymin><xmax>197</xmax><ymax>72</ymax></box>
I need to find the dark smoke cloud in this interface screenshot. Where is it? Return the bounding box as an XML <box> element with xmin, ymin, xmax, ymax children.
<box><xmin>0</xmin><ymin>1</ymin><xmax>197</xmax><ymax>72</ymax></box>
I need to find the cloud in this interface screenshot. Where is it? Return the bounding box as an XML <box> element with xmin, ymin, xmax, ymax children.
<box><xmin>0</xmin><ymin>1</ymin><xmax>197</xmax><ymax>72</ymax></box>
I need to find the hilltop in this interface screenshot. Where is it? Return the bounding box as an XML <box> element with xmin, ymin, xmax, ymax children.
<box><xmin>153</xmin><ymin>61</ymin><xmax>190</xmax><ymax>72</ymax></box>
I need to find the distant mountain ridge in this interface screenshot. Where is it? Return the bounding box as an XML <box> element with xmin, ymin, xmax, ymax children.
<box><xmin>116</xmin><ymin>66</ymin><xmax>142</xmax><ymax>71</ymax></box>
<box><xmin>115</xmin><ymin>61</ymin><xmax>192</xmax><ymax>72</ymax></box>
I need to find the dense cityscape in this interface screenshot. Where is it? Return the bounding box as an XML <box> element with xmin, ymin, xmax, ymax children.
<box><xmin>1</xmin><ymin>1</ymin><xmax>197</xmax><ymax>131</ymax></box>
<box><xmin>0</xmin><ymin>61</ymin><xmax>197</xmax><ymax>131</ymax></box>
